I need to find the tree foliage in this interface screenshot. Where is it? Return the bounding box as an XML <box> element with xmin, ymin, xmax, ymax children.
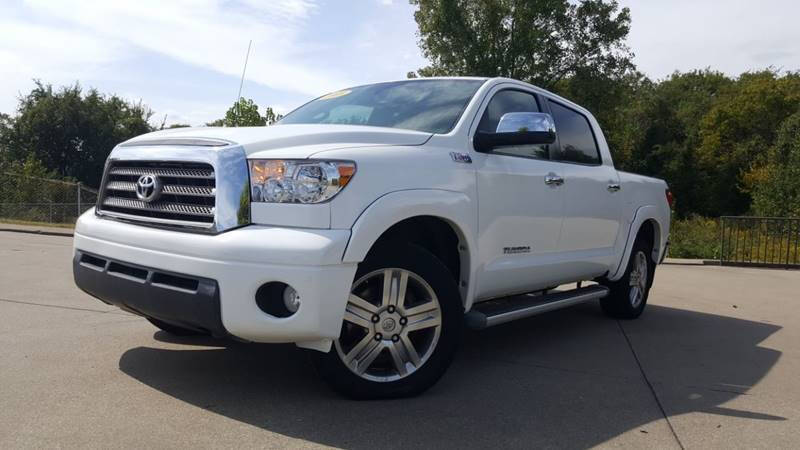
<box><xmin>604</xmin><ymin>70</ymin><xmax>800</xmax><ymax>218</ymax></box>
<box><xmin>0</xmin><ymin>81</ymin><xmax>153</xmax><ymax>187</ymax></box>
<box><xmin>263</xmin><ymin>106</ymin><xmax>283</xmax><ymax>125</ymax></box>
<box><xmin>697</xmin><ymin>71</ymin><xmax>800</xmax><ymax>216</ymax></box>
<box><xmin>747</xmin><ymin>112</ymin><xmax>800</xmax><ymax>217</ymax></box>
<box><xmin>409</xmin><ymin>0</ymin><xmax>634</xmax><ymax>89</ymax></box>
<box><xmin>208</xmin><ymin>98</ymin><xmax>284</xmax><ymax>127</ymax></box>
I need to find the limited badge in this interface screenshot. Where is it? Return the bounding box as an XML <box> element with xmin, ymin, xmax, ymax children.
<box><xmin>449</xmin><ymin>152</ymin><xmax>472</xmax><ymax>164</ymax></box>
<box><xmin>503</xmin><ymin>246</ymin><xmax>531</xmax><ymax>255</ymax></box>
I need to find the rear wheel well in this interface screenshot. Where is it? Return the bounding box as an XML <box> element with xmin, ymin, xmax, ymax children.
<box><xmin>368</xmin><ymin>216</ymin><xmax>463</xmax><ymax>287</ymax></box>
<box><xmin>636</xmin><ymin>219</ymin><xmax>660</xmax><ymax>261</ymax></box>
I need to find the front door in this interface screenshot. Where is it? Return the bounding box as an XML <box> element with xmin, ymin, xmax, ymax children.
<box><xmin>471</xmin><ymin>88</ymin><xmax>567</xmax><ymax>300</ymax></box>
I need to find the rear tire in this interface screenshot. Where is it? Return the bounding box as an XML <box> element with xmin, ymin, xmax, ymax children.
<box><xmin>599</xmin><ymin>237</ymin><xmax>655</xmax><ymax>319</ymax></box>
<box><xmin>146</xmin><ymin>317</ymin><xmax>205</xmax><ymax>336</ymax></box>
<box><xmin>313</xmin><ymin>243</ymin><xmax>463</xmax><ymax>399</ymax></box>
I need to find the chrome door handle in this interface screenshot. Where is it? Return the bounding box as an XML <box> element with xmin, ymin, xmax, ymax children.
<box><xmin>544</xmin><ymin>174</ymin><xmax>564</xmax><ymax>186</ymax></box>
<box><xmin>607</xmin><ymin>183</ymin><xmax>621</xmax><ymax>192</ymax></box>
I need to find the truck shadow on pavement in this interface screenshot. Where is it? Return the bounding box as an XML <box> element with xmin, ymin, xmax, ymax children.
<box><xmin>119</xmin><ymin>303</ymin><xmax>783</xmax><ymax>448</ymax></box>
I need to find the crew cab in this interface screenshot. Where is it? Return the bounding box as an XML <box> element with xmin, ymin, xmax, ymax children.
<box><xmin>73</xmin><ymin>77</ymin><xmax>671</xmax><ymax>398</ymax></box>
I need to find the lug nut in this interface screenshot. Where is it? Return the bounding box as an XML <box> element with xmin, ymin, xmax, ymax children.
<box><xmin>374</xmin><ymin>333</ymin><xmax>383</xmax><ymax>341</ymax></box>
<box><xmin>387</xmin><ymin>305</ymin><xmax>396</xmax><ymax>313</ymax></box>
<box><xmin>371</xmin><ymin>314</ymin><xmax>380</xmax><ymax>323</ymax></box>
<box><xmin>392</xmin><ymin>334</ymin><xmax>400</xmax><ymax>342</ymax></box>
<box><xmin>399</xmin><ymin>317</ymin><xmax>407</xmax><ymax>325</ymax></box>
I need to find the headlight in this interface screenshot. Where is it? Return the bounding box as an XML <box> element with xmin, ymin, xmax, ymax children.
<box><xmin>248</xmin><ymin>159</ymin><xmax>356</xmax><ymax>203</ymax></box>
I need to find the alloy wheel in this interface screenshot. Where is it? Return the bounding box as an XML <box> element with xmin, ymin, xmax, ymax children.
<box><xmin>628</xmin><ymin>251</ymin><xmax>648</xmax><ymax>308</ymax></box>
<box><xmin>335</xmin><ymin>268</ymin><xmax>442</xmax><ymax>382</ymax></box>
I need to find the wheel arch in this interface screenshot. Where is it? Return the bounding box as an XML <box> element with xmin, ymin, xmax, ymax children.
<box><xmin>608</xmin><ymin>205</ymin><xmax>669</xmax><ymax>281</ymax></box>
<box><xmin>342</xmin><ymin>189</ymin><xmax>478</xmax><ymax>309</ymax></box>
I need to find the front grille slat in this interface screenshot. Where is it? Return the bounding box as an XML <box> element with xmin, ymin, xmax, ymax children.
<box><xmin>109</xmin><ymin>166</ymin><xmax>214</xmax><ymax>179</ymax></box>
<box><xmin>106</xmin><ymin>181</ymin><xmax>215</xmax><ymax>197</ymax></box>
<box><xmin>97</xmin><ymin>161</ymin><xmax>216</xmax><ymax>227</ymax></box>
<box><xmin>102</xmin><ymin>197</ymin><xmax>215</xmax><ymax>217</ymax></box>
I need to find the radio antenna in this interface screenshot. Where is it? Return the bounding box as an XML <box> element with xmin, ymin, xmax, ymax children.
<box><xmin>235</xmin><ymin>40</ymin><xmax>253</xmax><ymax>122</ymax></box>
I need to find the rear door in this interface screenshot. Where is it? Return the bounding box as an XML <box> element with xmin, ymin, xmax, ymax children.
<box><xmin>472</xmin><ymin>88</ymin><xmax>567</xmax><ymax>300</ymax></box>
<box><xmin>545</xmin><ymin>99</ymin><xmax>622</xmax><ymax>276</ymax></box>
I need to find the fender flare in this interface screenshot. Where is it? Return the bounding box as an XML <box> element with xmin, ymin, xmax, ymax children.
<box><xmin>608</xmin><ymin>205</ymin><xmax>668</xmax><ymax>281</ymax></box>
<box><xmin>342</xmin><ymin>189</ymin><xmax>479</xmax><ymax>309</ymax></box>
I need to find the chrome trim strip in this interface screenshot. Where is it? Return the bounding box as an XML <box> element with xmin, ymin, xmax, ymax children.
<box><xmin>119</xmin><ymin>138</ymin><xmax>234</xmax><ymax>147</ymax></box>
<box><xmin>94</xmin><ymin>210</ymin><xmax>216</xmax><ymax>229</ymax></box>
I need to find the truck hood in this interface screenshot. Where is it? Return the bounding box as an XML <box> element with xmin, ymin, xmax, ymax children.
<box><xmin>121</xmin><ymin>124</ymin><xmax>433</xmax><ymax>158</ymax></box>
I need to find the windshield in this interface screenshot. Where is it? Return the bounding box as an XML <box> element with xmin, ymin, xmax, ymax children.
<box><xmin>279</xmin><ymin>79</ymin><xmax>485</xmax><ymax>134</ymax></box>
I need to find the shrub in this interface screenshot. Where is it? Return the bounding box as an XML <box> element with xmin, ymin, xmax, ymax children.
<box><xmin>668</xmin><ymin>216</ymin><xmax>720</xmax><ymax>259</ymax></box>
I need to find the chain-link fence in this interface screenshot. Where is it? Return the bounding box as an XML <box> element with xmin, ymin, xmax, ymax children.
<box><xmin>0</xmin><ymin>173</ymin><xmax>98</xmax><ymax>225</ymax></box>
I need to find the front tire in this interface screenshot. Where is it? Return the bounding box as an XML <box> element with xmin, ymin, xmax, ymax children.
<box><xmin>313</xmin><ymin>243</ymin><xmax>463</xmax><ymax>399</ymax></box>
<box><xmin>599</xmin><ymin>237</ymin><xmax>655</xmax><ymax>319</ymax></box>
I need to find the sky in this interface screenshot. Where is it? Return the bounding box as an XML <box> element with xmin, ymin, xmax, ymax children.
<box><xmin>1</xmin><ymin>0</ymin><xmax>798</xmax><ymax>126</ymax></box>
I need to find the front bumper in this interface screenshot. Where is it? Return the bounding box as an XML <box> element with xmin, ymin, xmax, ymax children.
<box><xmin>72</xmin><ymin>210</ymin><xmax>357</xmax><ymax>347</ymax></box>
<box><xmin>74</xmin><ymin>251</ymin><xmax>226</xmax><ymax>336</ymax></box>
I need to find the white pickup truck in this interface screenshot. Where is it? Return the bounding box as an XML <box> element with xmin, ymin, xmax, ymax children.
<box><xmin>73</xmin><ymin>77</ymin><xmax>671</xmax><ymax>398</ymax></box>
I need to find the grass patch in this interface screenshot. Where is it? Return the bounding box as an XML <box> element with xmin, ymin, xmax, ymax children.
<box><xmin>0</xmin><ymin>218</ymin><xmax>75</xmax><ymax>229</ymax></box>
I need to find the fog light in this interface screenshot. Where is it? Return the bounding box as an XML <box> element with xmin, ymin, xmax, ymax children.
<box><xmin>283</xmin><ymin>286</ymin><xmax>300</xmax><ymax>313</ymax></box>
<box><xmin>255</xmin><ymin>282</ymin><xmax>299</xmax><ymax>318</ymax></box>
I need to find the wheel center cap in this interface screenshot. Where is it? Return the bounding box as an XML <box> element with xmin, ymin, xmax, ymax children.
<box><xmin>381</xmin><ymin>318</ymin><xmax>397</xmax><ymax>332</ymax></box>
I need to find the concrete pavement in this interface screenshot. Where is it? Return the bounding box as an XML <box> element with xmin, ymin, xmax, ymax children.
<box><xmin>1</xmin><ymin>231</ymin><xmax>798</xmax><ymax>449</ymax></box>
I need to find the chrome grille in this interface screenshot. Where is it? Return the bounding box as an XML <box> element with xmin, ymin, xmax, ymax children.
<box><xmin>97</xmin><ymin>161</ymin><xmax>216</xmax><ymax>227</ymax></box>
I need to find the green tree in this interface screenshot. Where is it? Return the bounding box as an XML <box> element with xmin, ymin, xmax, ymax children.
<box><xmin>208</xmin><ymin>99</ymin><xmax>283</xmax><ymax>127</ymax></box>
<box><xmin>747</xmin><ymin>112</ymin><xmax>800</xmax><ymax>217</ymax></box>
<box><xmin>696</xmin><ymin>71</ymin><xmax>800</xmax><ymax>216</ymax></box>
<box><xmin>209</xmin><ymin>97</ymin><xmax>266</xmax><ymax>127</ymax></box>
<box><xmin>409</xmin><ymin>0</ymin><xmax>634</xmax><ymax>89</ymax></box>
<box><xmin>617</xmin><ymin>70</ymin><xmax>733</xmax><ymax>217</ymax></box>
<box><xmin>1</xmin><ymin>81</ymin><xmax>153</xmax><ymax>187</ymax></box>
<box><xmin>0</xmin><ymin>113</ymin><xmax>13</xmax><ymax>166</ymax></box>
<box><xmin>264</xmin><ymin>106</ymin><xmax>284</xmax><ymax>125</ymax></box>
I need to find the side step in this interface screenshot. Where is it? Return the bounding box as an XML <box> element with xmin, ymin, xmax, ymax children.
<box><xmin>465</xmin><ymin>285</ymin><xmax>609</xmax><ymax>330</ymax></box>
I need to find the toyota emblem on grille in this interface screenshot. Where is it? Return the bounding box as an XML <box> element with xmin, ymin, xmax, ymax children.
<box><xmin>135</xmin><ymin>174</ymin><xmax>162</xmax><ymax>203</ymax></box>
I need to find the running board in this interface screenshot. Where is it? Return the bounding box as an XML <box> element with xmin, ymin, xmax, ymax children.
<box><xmin>465</xmin><ymin>285</ymin><xmax>609</xmax><ymax>330</ymax></box>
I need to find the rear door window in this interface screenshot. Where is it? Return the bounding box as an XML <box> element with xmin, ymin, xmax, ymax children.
<box><xmin>547</xmin><ymin>100</ymin><xmax>601</xmax><ymax>165</ymax></box>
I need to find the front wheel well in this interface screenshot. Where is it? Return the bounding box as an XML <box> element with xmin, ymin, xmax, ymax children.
<box><xmin>367</xmin><ymin>216</ymin><xmax>465</xmax><ymax>295</ymax></box>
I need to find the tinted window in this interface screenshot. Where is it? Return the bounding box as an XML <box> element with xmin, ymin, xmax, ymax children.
<box><xmin>477</xmin><ymin>90</ymin><xmax>546</xmax><ymax>159</ymax></box>
<box><xmin>548</xmin><ymin>100</ymin><xmax>601</xmax><ymax>165</ymax></box>
<box><xmin>477</xmin><ymin>90</ymin><xmax>540</xmax><ymax>132</ymax></box>
<box><xmin>280</xmin><ymin>79</ymin><xmax>484</xmax><ymax>134</ymax></box>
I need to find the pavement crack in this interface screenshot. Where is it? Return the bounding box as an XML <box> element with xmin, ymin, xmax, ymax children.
<box><xmin>0</xmin><ymin>297</ymin><xmax>128</xmax><ymax>315</ymax></box>
<box><xmin>617</xmin><ymin>320</ymin><xmax>686</xmax><ymax>450</ymax></box>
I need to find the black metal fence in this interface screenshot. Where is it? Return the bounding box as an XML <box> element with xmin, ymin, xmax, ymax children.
<box><xmin>720</xmin><ymin>216</ymin><xmax>800</xmax><ymax>268</ymax></box>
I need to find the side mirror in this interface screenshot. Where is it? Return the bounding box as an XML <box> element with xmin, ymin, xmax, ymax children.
<box><xmin>474</xmin><ymin>112</ymin><xmax>557</xmax><ymax>153</ymax></box>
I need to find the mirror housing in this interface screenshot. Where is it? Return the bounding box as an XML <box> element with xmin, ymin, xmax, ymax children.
<box><xmin>474</xmin><ymin>112</ymin><xmax>557</xmax><ymax>153</ymax></box>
